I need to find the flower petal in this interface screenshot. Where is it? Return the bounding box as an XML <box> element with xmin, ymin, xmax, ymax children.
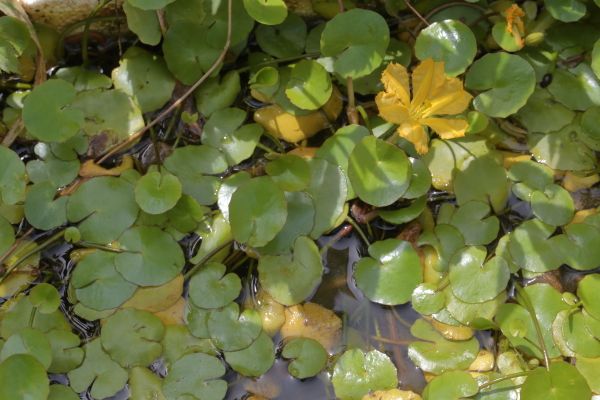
<box><xmin>381</xmin><ymin>63</ymin><xmax>410</xmax><ymax>107</ymax></box>
<box><xmin>398</xmin><ymin>121</ymin><xmax>429</xmax><ymax>155</ymax></box>
<box><xmin>411</xmin><ymin>59</ymin><xmax>446</xmax><ymax>110</ymax></box>
<box><xmin>426</xmin><ymin>77</ymin><xmax>472</xmax><ymax>116</ymax></box>
<box><xmin>376</xmin><ymin>92</ymin><xmax>410</xmax><ymax>125</ymax></box>
<box><xmin>421</xmin><ymin>117</ymin><xmax>469</xmax><ymax>139</ymax></box>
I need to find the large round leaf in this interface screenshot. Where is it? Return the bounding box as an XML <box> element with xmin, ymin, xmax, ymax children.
<box><xmin>354</xmin><ymin>239</ymin><xmax>422</xmax><ymax>306</ymax></box>
<box><xmin>163</xmin><ymin>353</ymin><xmax>227</xmax><ymax>400</ymax></box>
<box><xmin>0</xmin><ymin>328</ymin><xmax>52</xmax><ymax>369</ymax></box>
<box><xmin>22</xmin><ymin>79</ymin><xmax>83</xmax><ymax>142</ymax></box>
<box><xmin>100</xmin><ymin>309</ymin><xmax>165</xmax><ymax>368</ymax></box>
<box><xmin>0</xmin><ymin>354</ymin><xmax>49</xmax><ymax>400</ymax></box>
<box><xmin>465</xmin><ymin>52</ymin><xmax>535</xmax><ymax>117</ymax></box>
<box><xmin>285</xmin><ymin>59</ymin><xmax>332</xmax><ymax>110</ymax></box>
<box><xmin>114</xmin><ymin>226</ymin><xmax>185</xmax><ymax>286</ymax></box>
<box><xmin>258</xmin><ymin>236</ymin><xmax>323</xmax><ymax>305</ymax></box>
<box><xmin>415</xmin><ymin>20</ymin><xmax>476</xmax><ymax>76</ymax></box>
<box><xmin>207</xmin><ymin>303</ymin><xmax>262</xmax><ymax>351</ymax></box>
<box><xmin>332</xmin><ymin>349</ymin><xmax>398</xmax><ymax>400</ymax></box>
<box><xmin>521</xmin><ymin>362</ymin><xmax>591</xmax><ymax>400</ymax></box>
<box><xmin>188</xmin><ymin>262</ymin><xmax>241</xmax><ymax>309</ymax></box>
<box><xmin>134</xmin><ymin>170</ymin><xmax>182</xmax><ymax>215</ymax></box>
<box><xmin>229</xmin><ymin>176</ymin><xmax>287</xmax><ymax>247</ymax></box>
<box><xmin>24</xmin><ymin>182</ymin><xmax>68</xmax><ymax>230</ymax></box>
<box><xmin>348</xmin><ymin>136</ymin><xmax>411</xmax><ymax>207</ymax></box>
<box><xmin>320</xmin><ymin>9</ymin><xmax>390</xmax><ymax>79</ymax></box>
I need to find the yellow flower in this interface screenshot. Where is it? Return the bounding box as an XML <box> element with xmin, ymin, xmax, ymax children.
<box><xmin>505</xmin><ymin>4</ymin><xmax>526</xmax><ymax>47</ymax></box>
<box><xmin>375</xmin><ymin>59</ymin><xmax>472</xmax><ymax>154</ymax></box>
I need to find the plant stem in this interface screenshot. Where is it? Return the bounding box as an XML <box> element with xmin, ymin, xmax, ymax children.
<box><xmin>515</xmin><ymin>283</ymin><xmax>550</xmax><ymax>370</ymax></box>
<box><xmin>405</xmin><ymin>0</ymin><xmax>430</xmax><ymax>27</ymax></box>
<box><xmin>96</xmin><ymin>0</ymin><xmax>235</xmax><ymax>164</ymax></box>
<box><xmin>1</xmin><ymin>118</ymin><xmax>24</xmax><ymax>147</ymax></box>
<box><xmin>184</xmin><ymin>240</ymin><xmax>234</xmax><ymax>280</ymax></box>
<box><xmin>478</xmin><ymin>371</ymin><xmax>533</xmax><ymax>390</ymax></box>
<box><xmin>345</xmin><ymin>217</ymin><xmax>370</xmax><ymax>246</ymax></box>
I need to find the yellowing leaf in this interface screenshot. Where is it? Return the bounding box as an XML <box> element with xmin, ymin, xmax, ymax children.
<box><xmin>375</xmin><ymin>60</ymin><xmax>472</xmax><ymax>154</ymax></box>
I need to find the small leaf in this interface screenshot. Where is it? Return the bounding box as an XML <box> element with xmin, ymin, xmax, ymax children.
<box><xmin>194</xmin><ymin>70</ymin><xmax>241</xmax><ymax>116</ymax></box>
<box><xmin>134</xmin><ymin>170</ymin><xmax>182</xmax><ymax>215</ymax></box>
<box><xmin>0</xmin><ymin>328</ymin><xmax>52</xmax><ymax>369</ymax></box>
<box><xmin>282</xmin><ymin>337</ymin><xmax>328</xmax><ymax>379</ymax></box>
<box><xmin>162</xmin><ymin>353</ymin><xmax>227</xmax><ymax>400</ymax></box>
<box><xmin>521</xmin><ymin>362</ymin><xmax>591</xmax><ymax>400</ymax></box>
<box><xmin>188</xmin><ymin>262</ymin><xmax>241</xmax><ymax>309</ymax></box>
<box><xmin>243</xmin><ymin>0</ymin><xmax>287</xmax><ymax>25</ymax></box>
<box><xmin>285</xmin><ymin>59</ymin><xmax>332</xmax><ymax>110</ymax></box>
<box><xmin>207</xmin><ymin>303</ymin><xmax>262</xmax><ymax>351</ymax></box>
<box><xmin>224</xmin><ymin>332</ymin><xmax>276</xmax><ymax>377</ymax></box>
<box><xmin>0</xmin><ymin>354</ymin><xmax>49</xmax><ymax>400</ymax></box>
<box><xmin>544</xmin><ymin>0</ymin><xmax>586</xmax><ymax>22</ymax></box>
<box><xmin>29</xmin><ymin>283</ymin><xmax>60</xmax><ymax>314</ymax></box>
<box><xmin>0</xmin><ymin>146</ymin><xmax>27</xmax><ymax>205</ymax></box>
<box><xmin>422</xmin><ymin>370</ymin><xmax>478</xmax><ymax>400</ymax></box>
<box><xmin>123</xmin><ymin>1</ymin><xmax>161</xmax><ymax>45</ymax></box>
<box><xmin>24</xmin><ymin>182</ymin><xmax>68</xmax><ymax>230</ymax></box>
<box><xmin>256</xmin><ymin>14</ymin><xmax>307</xmax><ymax>59</ymax></box>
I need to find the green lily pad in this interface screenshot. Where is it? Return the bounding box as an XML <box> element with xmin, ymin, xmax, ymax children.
<box><xmin>418</xmin><ymin>224</ymin><xmax>465</xmax><ymax>273</ymax></box>
<box><xmin>558</xmin><ymin>310</ymin><xmax>600</xmax><ymax>357</ymax></box>
<box><xmin>224</xmin><ymin>332</ymin><xmax>275</xmax><ymax>377</ymax></box>
<box><xmin>202</xmin><ymin>107</ymin><xmax>263</xmax><ymax>166</ymax></box>
<box><xmin>46</xmin><ymin>330</ymin><xmax>84</xmax><ymax>374</ymax></box>
<box><xmin>415</xmin><ymin>20</ymin><xmax>476</xmax><ymax>76</ymax></box>
<box><xmin>449</xmin><ymin>246</ymin><xmax>510</xmax><ymax>303</ymax></box>
<box><xmin>229</xmin><ymin>176</ymin><xmax>287</xmax><ymax>247</ymax></box>
<box><xmin>321</xmin><ymin>9</ymin><xmax>390</xmax><ymax>79</ymax></box>
<box><xmin>68</xmin><ymin>339</ymin><xmax>128</xmax><ymax>399</ymax></box>
<box><xmin>256</xmin><ymin>14</ymin><xmax>306</xmax><ymax>59</ymax></box>
<box><xmin>580</xmin><ymin>106</ymin><xmax>600</xmax><ymax>150</ymax></box>
<box><xmin>163</xmin><ymin>352</ymin><xmax>227</xmax><ymax>400</ymax></box>
<box><xmin>188</xmin><ymin>262</ymin><xmax>241</xmax><ymax>309</ymax></box>
<box><xmin>0</xmin><ymin>146</ymin><xmax>27</xmax><ymax>205</ymax></box>
<box><xmin>407</xmin><ymin>319</ymin><xmax>479</xmax><ymax>375</ymax></box>
<box><xmin>207</xmin><ymin>303</ymin><xmax>262</xmax><ymax>351</ymax></box>
<box><xmin>422</xmin><ymin>370</ymin><xmax>478</xmax><ymax>400</ymax></box>
<box><xmin>134</xmin><ymin>170</ymin><xmax>182</xmax><ymax>215</ymax></box>
<box><xmin>521</xmin><ymin>362</ymin><xmax>591</xmax><ymax>400</ymax></box>
<box><xmin>446</xmin><ymin>289</ymin><xmax>506</xmax><ymax>328</ymax></box>
<box><xmin>378</xmin><ymin>196</ymin><xmax>427</xmax><ymax>225</ymax></box>
<box><xmin>492</xmin><ymin>21</ymin><xmax>522</xmax><ymax>53</ymax></box>
<box><xmin>0</xmin><ymin>296</ymin><xmax>70</xmax><ymax>338</ymax></box>
<box><xmin>530</xmin><ymin>184</ymin><xmax>574</xmax><ymax>226</ymax></box>
<box><xmin>412</xmin><ymin>283</ymin><xmax>445</xmax><ymax>316</ymax></box>
<box><xmin>112</xmin><ymin>46</ymin><xmax>176</xmax><ymax>113</ymax></box>
<box><xmin>48</xmin><ymin>385</ymin><xmax>79</xmax><ymax>400</ymax></box>
<box><xmin>217</xmin><ymin>172</ymin><xmax>252</xmax><ymax>221</ymax></box>
<box><xmin>354</xmin><ymin>239</ymin><xmax>422</xmax><ymax>306</ymax></box>
<box><xmin>578</xmin><ymin>274</ymin><xmax>600</xmax><ymax>320</ymax></box>
<box><xmin>71</xmin><ymin>251</ymin><xmax>137</xmax><ymax>311</ymax></box>
<box><xmin>516</xmin><ymin>89</ymin><xmax>575</xmax><ymax>133</ymax></box>
<box><xmin>545</xmin><ymin>0</ymin><xmax>586</xmax><ymax>23</ymax></box>
<box><xmin>508</xmin><ymin>219</ymin><xmax>564</xmax><ymax>272</ymax></box>
<box><xmin>265</xmin><ymin>154</ymin><xmax>311</xmax><ymax>192</ymax></box>
<box><xmin>123</xmin><ymin>1</ymin><xmax>161</xmax><ymax>45</ymax></box>
<box><xmin>129</xmin><ymin>367</ymin><xmax>165</xmax><ymax>400</ymax></box>
<box><xmin>22</xmin><ymin>79</ymin><xmax>83</xmax><ymax>142</ymax></box>
<box><xmin>164</xmin><ymin>145</ymin><xmax>227</xmax><ymax>205</ymax></box>
<box><xmin>186</xmin><ymin>303</ymin><xmax>211</xmax><ymax>339</ymax></box>
<box><xmin>101</xmin><ymin>309</ymin><xmax>165</xmax><ymax>368</ymax></box>
<box><xmin>331</xmin><ymin>349</ymin><xmax>398</xmax><ymax>400</ymax></box>
<box><xmin>508</xmin><ymin>160</ymin><xmax>554</xmax><ymax>199</ymax></box>
<box><xmin>114</xmin><ymin>226</ymin><xmax>185</xmax><ymax>286</ymax></box>
<box><xmin>282</xmin><ymin>337</ymin><xmax>328</xmax><ymax>379</ymax></box>
<box><xmin>258</xmin><ymin>236</ymin><xmax>323</xmax><ymax>305</ymax></box>
<box><xmin>0</xmin><ymin>328</ymin><xmax>52</xmax><ymax>369</ymax></box>
<box><xmin>29</xmin><ymin>283</ymin><xmax>60</xmax><ymax>314</ymax></box>
<box><xmin>555</xmin><ymin>223</ymin><xmax>600</xmax><ymax>270</ymax></box>
<box><xmin>348</xmin><ymin>136</ymin><xmax>411</xmax><ymax>207</ymax></box>
<box><xmin>67</xmin><ymin>176</ymin><xmax>139</xmax><ymax>244</ymax></box>
<box><xmin>403</xmin><ymin>158</ymin><xmax>432</xmax><ymax>199</ymax></box>
<box><xmin>243</xmin><ymin>0</ymin><xmax>287</xmax><ymax>25</ymax></box>
<box><xmin>162</xmin><ymin>325</ymin><xmax>216</xmax><ymax>364</ymax></box>
<box><xmin>24</xmin><ymin>182</ymin><xmax>67</xmax><ymax>230</ymax></box>
<box><xmin>54</xmin><ymin>67</ymin><xmax>112</xmax><ymax>91</ymax></box>
<box><xmin>547</xmin><ymin>64</ymin><xmax>600</xmax><ymax>111</ymax></box>
<box><xmin>26</xmin><ymin>149</ymin><xmax>79</xmax><ymax>190</ymax></box>
<box><xmin>448</xmin><ymin>201</ymin><xmax>499</xmax><ymax>245</ymax></box>
<box><xmin>0</xmin><ymin>354</ymin><xmax>49</xmax><ymax>400</ymax></box>
<box><xmin>465</xmin><ymin>52</ymin><xmax>536</xmax><ymax>117</ymax></box>
<box><xmin>576</xmin><ymin>357</ymin><xmax>600</xmax><ymax>393</ymax></box>
<box><xmin>529</xmin><ymin>124</ymin><xmax>597</xmax><ymax>171</ymax></box>
<box><xmin>194</xmin><ymin>70</ymin><xmax>241</xmax><ymax>117</ymax></box>
<box><xmin>453</xmin><ymin>155</ymin><xmax>509</xmax><ymax>214</ymax></box>
<box><xmin>285</xmin><ymin>59</ymin><xmax>332</xmax><ymax>110</ymax></box>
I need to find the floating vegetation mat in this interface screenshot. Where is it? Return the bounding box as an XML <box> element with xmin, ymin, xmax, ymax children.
<box><xmin>1</xmin><ymin>0</ymin><xmax>600</xmax><ymax>399</ymax></box>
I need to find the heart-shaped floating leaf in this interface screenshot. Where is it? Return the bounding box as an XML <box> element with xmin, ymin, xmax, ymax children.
<box><xmin>348</xmin><ymin>136</ymin><xmax>411</xmax><ymax>207</ymax></box>
<box><xmin>285</xmin><ymin>59</ymin><xmax>332</xmax><ymax>110</ymax></box>
<box><xmin>315</xmin><ymin>124</ymin><xmax>369</xmax><ymax>177</ymax></box>
<box><xmin>521</xmin><ymin>362</ymin><xmax>591</xmax><ymax>400</ymax></box>
<box><xmin>134</xmin><ymin>170</ymin><xmax>182</xmax><ymax>215</ymax></box>
<box><xmin>128</xmin><ymin>367</ymin><xmax>165</xmax><ymax>400</ymax></box>
<box><xmin>412</xmin><ymin>283</ymin><xmax>445</xmax><ymax>316</ymax></box>
<box><xmin>577</xmin><ymin>356</ymin><xmax>600</xmax><ymax>393</ymax></box>
<box><xmin>67</xmin><ymin>176</ymin><xmax>139</xmax><ymax>244</ymax></box>
<box><xmin>186</xmin><ymin>303</ymin><xmax>211</xmax><ymax>339</ymax></box>
<box><xmin>0</xmin><ymin>328</ymin><xmax>52</xmax><ymax>369</ymax></box>
<box><xmin>123</xmin><ymin>1</ymin><xmax>161</xmax><ymax>45</ymax></box>
<box><xmin>29</xmin><ymin>283</ymin><xmax>60</xmax><ymax>314</ymax></box>
<box><xmin>508</xmin><ymin>219</ymin><xmax>564</xmax><ymax>272</ymax></box>
<box><xmin>321</xmin><ymin>9</ymin><xmax>390</xmax><ymax>79</ymax></box>
<box><xmin>101</xmin><ymin>309</ymin><xmax>165</xmax><ymax>368</ymax></box>
<box><xmin>112</xmin><ymin>46</ymin><xmax>175</xmax><ymax>113</ymax></box>
<box><xmin>508</xmin><ymin>160</ymin><xmax>554</xmax><ymax>199</ymax></box>
<box><xmin>229</xmin><ymin>176</ymin><xmax>287</xmax><ymax>247</ymax></box>
<box><xmin>417</xmin><ymin>224</ymin><xmax>465</xmax><ymax>273</ymax></box>
<box><xmin>545</xmin><ymin>0</ymin><xmax>586</xmax><ymax>22</ymax></box>
<box><xmin>22</xmin><ymin>79</ymin><xmax>83</xmax><ymax>142</ymax></box>
<box><xmin>207</xmin><ymin>303</ymin><xmax>262</xmax><ymax>351</ymax></box>
<box><xmin>258</xmin><ymin>236</ymin><xmax>323</xmax><ymax>305</ymax></box>
<box><xmin>449</xmin><ymin>246</ymin><xmax>510</xmax><ymax>303</ymax></box>
<box><xmin>195</xmin><ymin>70</ymin><xmax>241</xmax><ymax>117</ymax></box>
<box><xmin>224</xmin><ymin>332</ymin><xmax>275</xmax><ymax>377</ymax></box>
<box><xmin>162</xmin><ymin>353</ymin><xmax>227</xmax><ymax>400</ymax></box>
<box><xmin>415</xmin><ymin>20</ymin><xmax>476</xmax><ymax>76</ymax></box>
<box><xmin>265</xmin><ymin>154</ymin><xmax>311</xmax><ymax>192</ymax></box>
<box><xmin>423</xmin><ymin>370</ymin><xmax>478</xmax><ymax>400</ymax></box>
<box><xmin>558</xmin><ymin>310</ymin><xmax>600</xmax><ymax>357</ymax></box>
<box><xmin>578</xmin><ymin>274</ymin><xmax>600</xmax><ymax>321</ymax></box>
<box><xmin>453</xmin><ymin>155</ymin><xmax>509</xmax><ymax>213</ymax></box>
<box><xmin>516</xmin><ymin>89</ymin><xmax>574</xmax><ymax>134</ymax></box>
<box><xmin>0</xmin><ymin>354</ymin><xmax>49</xmax><ymax>400</ymax></box>
<box><xmin>48</xmin><ymin>384</ymin><xmax>79</xmax><ymax>400</ymax></box>
<box><xmin>67</xmin><ymin>339</ymin><xmax>128</xmax><ymax>399</ymax></box>
<box><xmin>256</xmin><ymin>14</ymin><xmax>306</xmax><ymax>59</ymax></box>
<box><xmin>189</xmin><ymin>262</ymin><xmax>241</xmax><ymax>309</ymax></box>
<box><xmin>46</xmin><ymin>330</ymin><xmax>84</xmax><ymax>374</ymax></box>
<box><xmin>71</xmin><ymin>251</ymin><xmax>137</xmax><ymax>311</ymax></box>
<box><xmin>446</xmin><ymin>289</ymin><xmax>506</xmax><ymax>328</ymax></box>
<box><xmin>202</xmin><ymin>107</ymin><xmax>263</xmax><ymax>166</ymax></box>
<box><xmin>448</xmin><ymin>201</ymin><xmax>499</xmax><ymax>245</ymax></box>
<box><xmin>24</xmin><ymin>182</ymin><xmax>68</xmax><ymax>230</ymax></box>
<box><xmin>530</xmin><ymin>184</ymin><xmax>574</xmax><ymax>226</ymax></box>
<box><xmin>332</xmin><ymin>349</ymin><xmax>398</xmax><ymax>400</ymax></box>
<box><xmin>407</xmin><ymin>319</ymin><xmax>479</xmax><ymax>375</ymax></box>
<box><xmin>114</xmin><ymin>226</ymin><xmax>185</xmax><ymax>286</ymax></box>
<box><xmin>243</xmin><ymin>0</ymin><xmax>287</xmax><ymax>25</ymax></box>
<box><xmin>465</xmin><ymin>52</ymin><xmax>535</xmax><ymax>117</ymax></box>
<box><xmin>282</xmin><ymin>337</ymin><xmax>328</xmax><ymax>379</ymax></box>
<box><xmin>162</xmin><ymin>324</ymin><xmax>216</xmax><ymax>364</ymax></box>
<box><xmin>55</xmin><ymin>67</ymin><xmax>112</xmax><ymax>91</ymax></box>
<box><xmin>0</xmin><ymin>146</ymin><xmax>27</xmax><ymax>205</ymax></box>
<box><xmin>547</xmin><ymin>64</ymin><xmax>600</xmax><ymax>111</ymax></box>
<box><xmin>0</xmin><ymin>296</ymin><xmax>70</xmax><ymax>339</ymax></box>
<box><xmin>217</xmin><ymin>172</ymin><xmax>252</xmax><ymax>222</ymax></box>
<box><xmin>354</xmin><ymin>239</ymin><xmax>422</xmax><ymax>306</ymax></box>
<box><xmin>529</xmin><ymin>124</ymin><xmax>597</xmax><ymax>172</ymax></box>
<box><xmin>555</xmin><ymin>223</ymin><xmax>600</xmax><ymax>270</ymax></box>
